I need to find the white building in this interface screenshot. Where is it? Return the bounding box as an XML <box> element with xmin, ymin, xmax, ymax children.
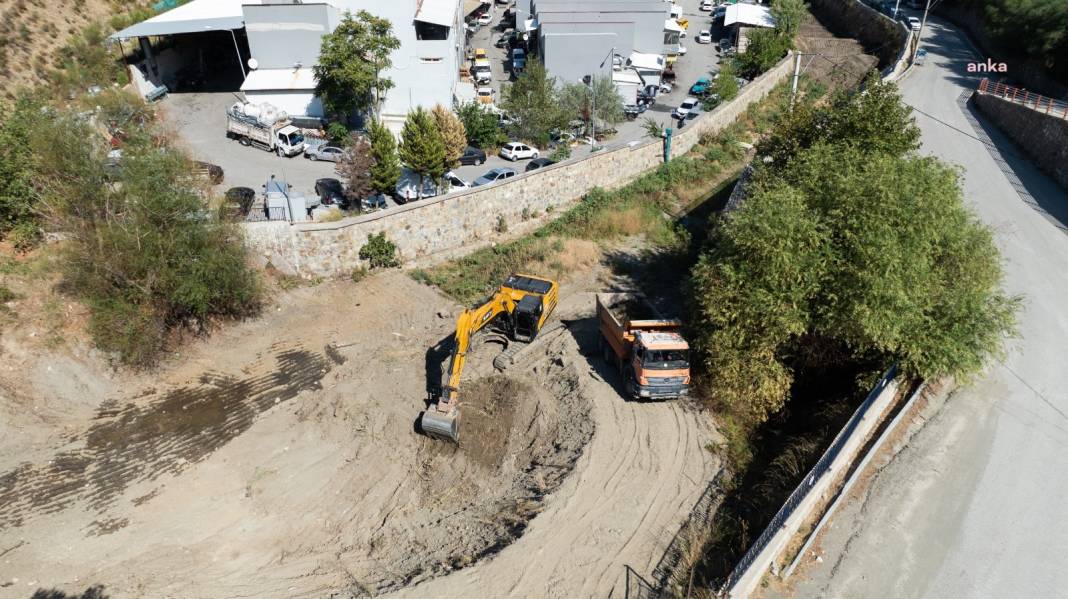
<box><xmin>111</xmin><ymin>0</ymin><xmax>465</xmax><ymax>133</ymax></box>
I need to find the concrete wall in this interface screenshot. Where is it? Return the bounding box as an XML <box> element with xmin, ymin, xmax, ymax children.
<box><xmin>541</xmin><ymin>27</ymin><xmax>624</xmax><ymax>84</ymax></box>
<box><xmin>973</xmin><ymin>91</ymin><xmax>1068</xmax><ymax>192</ymax></box>
<box><xmin>242</xmin><ymin>55</ymin><xmax>796</xmax><ymax>278</ymax></box>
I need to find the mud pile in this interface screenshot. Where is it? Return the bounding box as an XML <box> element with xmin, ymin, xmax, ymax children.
<box><xmin>361</xmin><ymin>331</ymin><xmax>594</xmax><ymax>594</ymax></box>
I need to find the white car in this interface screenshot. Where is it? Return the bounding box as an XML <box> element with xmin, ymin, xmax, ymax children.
<box><xmin>499</xmin><ymin>141</ymin><xmax>540</xmax><ymax>161</ymax></box>
<box><xmin>672</xmin><ymin>97</ymin><xmax>700</xmax><ymax>119</ymax></box>
<box><xmin>477</xmin><ymin>12</ymin><xmax>493</xmax><ymax>26</ymax></box>
<box><xmin>908</xmin><ymin>17</ymin><xmax>921</xmax><ymax>31</ymax></box>
<box><xmin>675</xmin><ymin>45</ymin><xmax>688</xmax><ymax>56</ymax></box>
<box><xmin>659</xmin><ymin>81</ymin><xmax>673</xmax><ymax>94</ymax></box>
<box><xmin>699</xmin><ymin>0</ymin><xmax>714</xmax><ymax>11</ymax></box>
<box><xmin>696</xmin><ymin>30</ymin><xmax>712</xmax><ymax>44</ymax></box>
<box><xmin>444</xmin><ymin>171</ymin><xmax>470</xmax><ymax>194</ymax></box>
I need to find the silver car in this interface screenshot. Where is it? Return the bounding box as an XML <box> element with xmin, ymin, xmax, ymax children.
<box><xmin>305</xmin><ymin>144</ymin><xmax>345</xmax><ymax>162</ymax></box>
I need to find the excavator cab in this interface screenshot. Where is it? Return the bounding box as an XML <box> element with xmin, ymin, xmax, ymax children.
<box><xmin>419</xmin><ymin>274</ymin><xmax>558</xmax><ymax>443</ymax></box>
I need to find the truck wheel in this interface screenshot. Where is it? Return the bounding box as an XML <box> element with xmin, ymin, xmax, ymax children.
<box><xmin>239</xmin><ymin>136</ymin><xmax>251</xmax><ymax>147</ymax></box>
<box><xmin>625</xmin><ymin>367</ymin><xmax>639</xmax><ymax>400</ymax></box>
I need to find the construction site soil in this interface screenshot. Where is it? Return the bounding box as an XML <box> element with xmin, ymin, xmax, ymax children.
<box><xmin>0</xmin><ymin>269</ymin><xmax>717</xmax><ymax>598</ymax></box>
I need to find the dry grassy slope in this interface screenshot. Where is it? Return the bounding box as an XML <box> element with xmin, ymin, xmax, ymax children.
<box><xmin>0</xmin><ymin>0</ymin><xmax>139</xmax><ymax>96</ymax></box>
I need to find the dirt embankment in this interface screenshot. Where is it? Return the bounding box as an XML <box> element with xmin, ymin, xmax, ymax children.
<box><xmin>0</xmin><ymin>272</ymin><xmax>599</xmax><ymax>598</ymax></box>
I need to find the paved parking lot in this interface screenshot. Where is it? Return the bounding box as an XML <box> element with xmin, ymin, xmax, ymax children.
<box><xmin>159</xmin><ymin>91</ymin><xmax>341</xmax><ymax>202</ymax></box>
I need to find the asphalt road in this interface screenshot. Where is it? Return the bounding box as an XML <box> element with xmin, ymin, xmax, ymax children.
<box><xmin>776</xmin><ymin>16</ymin><xmax>1068</xmax><ymax>599</ymax></box>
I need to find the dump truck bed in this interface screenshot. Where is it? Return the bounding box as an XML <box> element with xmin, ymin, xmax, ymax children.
<box><xmin>596</xmin><ymin>293</ymin><xmax>680</xmax><ymax>335</ymax></box>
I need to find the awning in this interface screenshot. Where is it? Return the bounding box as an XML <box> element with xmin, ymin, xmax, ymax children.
<box><xmin>110</xmin><ymin>0</ymin><xmax>262</xmax><ymax>39</ymax></box>
<box><xmin>612</xmin><ymin>71</ymin><xmax>643</xmax><ymax>85</ymax></box>
<box><xmin>240</xmin><ymin>68</ymin><xmax>317</xmax><ymax>92</ymax></box>
<box><xmin>463</xmin><ymin>0</ymin><xmax>487</xmax><ymax>16</ymax></box>
<box><xmin>415</xmin><ymin>0</ymin><xmax>458</xmax><ymax>27</ymax></box>
<box><xmin>664</xmin><ymin>19</ymin><xmax>684</xmax><ymax>33</ymax></box>
<box><xmin>724</xmin><ymin>4</ymin><xmax>775</xmax><ymax>28</ymax></box>
<box><xmin>629</xmin><ymin>52</ymin><xmax>665</xmax><ymax>71</ymax></box>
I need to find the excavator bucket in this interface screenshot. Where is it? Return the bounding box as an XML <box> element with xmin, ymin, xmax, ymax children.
<box><xmin>420</xmin><ymin>408</ymin><xmax>460</xmax><ymax>443</ymax></box>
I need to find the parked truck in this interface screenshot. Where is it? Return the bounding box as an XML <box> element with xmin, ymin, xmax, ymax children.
<box><xmin>226</xmin><ymin>102</ymin><xmax>306</xmax><ymax>157</ymax></box>
<box><xmin>596</xmin><ymin>292</ymin><xmax>691</xmax><ymax>400</ymax></box>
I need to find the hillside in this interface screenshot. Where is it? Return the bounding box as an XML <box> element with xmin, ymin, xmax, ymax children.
<box><xmin>0</xmin><ymin>0</ymin><xmax>143</xmax><ymax>97</ymax></box>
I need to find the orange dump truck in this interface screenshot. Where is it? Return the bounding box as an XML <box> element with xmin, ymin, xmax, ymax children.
<box><xmin>596</xmin><ymin>292</ymin><xmax>691</xmax><ymax>399</ymax></box>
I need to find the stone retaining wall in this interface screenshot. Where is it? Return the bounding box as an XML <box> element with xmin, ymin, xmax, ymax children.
<box><xmin>243</xmin><ymin>56</ymin><xmax>795</xmax><ymax>278</ymax></box>
<box><xmin>973</xmin><ymin>91</ymin><xmax>1068</xmax><ymax>192</ymax></box>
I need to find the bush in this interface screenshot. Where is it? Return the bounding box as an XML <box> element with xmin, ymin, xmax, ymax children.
<box><xmin>359</xmin><ymin>232</ymin><xmax>400</xmax><ymax>269</ymax></box>
<box><xmin>327</xmin><ymin>122</ymin><xmax>349</xmax><ymax>146</ymax></box>
<box><xmin>29</xmin><ymin>101</ymin><xmax>262</xmax><ymax>366</ymax></box>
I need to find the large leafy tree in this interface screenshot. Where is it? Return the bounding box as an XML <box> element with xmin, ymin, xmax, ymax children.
<box><xmin>367</xmin><ymin>120</ymin><xmax>401</xmax><ymax>196</ymax></box>
<box><xmin>431</xmin><ymin>104</ymin><xmax>468</xmax><ymax>168</ymax></box>
<box><xmin>455</xmin><ymin>102</ymin><xmax>505</xmax><ymax>149</ymax></box>
<box><xmin>314</xmin><ymin>11</ymin><xmax>401</xmax><ymax>120</ymax></box>
<box><xmin>983</xmin><ymin>0</ymin><xmax>1068</xmax><ymax>81</ymax></box>
<box><xmin>501</xmin><ymin>60</ymin><xmax>568</xmax><ymax>146</ymax></box>
<box><xmin>757</xmin><ymin>74</ymin><xmax>921</xmax><ymax>172</ymax></box>
<box><xmin>691</xmin><ymin>80</ymin><xmax>1016</xmax><ymax>425</ymax></box>
<box><xmin>559</xmin><ymin>75</ymin><xmax>624</xmax><ymax>137</ymax></box>
<box><xmin>398</xmin><ymin>107</ymin><xmax>446</xmax><ymax>196</ymax></box>
<box><xmin>338</xmin><ymin>133</ymin><xmax>374</xmax><ymax>202</ymax></box>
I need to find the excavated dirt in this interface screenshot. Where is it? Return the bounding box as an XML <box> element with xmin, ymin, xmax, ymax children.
<box><xmin>0</xmin><ymin>272</ymin><xmax>600</xmax><ymax>598</ymax></box>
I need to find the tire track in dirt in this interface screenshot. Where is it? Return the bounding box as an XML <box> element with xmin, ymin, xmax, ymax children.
<box><xmin>0</xmin><ymin>345</ymin><xmax>337</xmax><ymax>531</ymax></box>
<box><xmin>383</xmin><ymin>325</ymin><xmax>720</xmax><ymax>599</ymax></box>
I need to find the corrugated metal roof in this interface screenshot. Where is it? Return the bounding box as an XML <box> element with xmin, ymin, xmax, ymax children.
<box><xmin>109</xmin><ymin>0</ymin><xmax>262</xmax><ymax>39</ymax></box>
<box><xmin>240</xmin><ymin>68</ymin><xmax>317</xmax><ymax>92</ymax></box>
<box><xmin>724</xmin><ymin>4</ymin><xmax>775</xmax><ymax>28</ymax></box>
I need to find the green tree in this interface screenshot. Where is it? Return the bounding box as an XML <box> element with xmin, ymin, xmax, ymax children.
<box><xmin>983</xmin><ymin>0</ymin><xmax>1068</xmax><ymax>82</ymax></box>
<box><xmin>711</xmin><ymin>62</ymin><xmax>740</xmax><ymax>102</ymax></box>
<box><xmin>559</xmin><ymin>75</ymin><xmax>625</xmax><ymax>137</ymax></box>
<box><xmin>455</xmin><ymin>102</ymin><xmax>506</xmax><ymax>149</ymax></box>
<box><xmin>734</xmin><ymin>29</ymin><xmax>790</xmax><ymax>79</ymax></box>
<box><xmin>337</xmin><ymin>133</ymin><xmax>373</xmax><ymax>201</ymax></box>
<box><xmin>29</xmin><ymin>101</ymin><xmax>261</xmax><ymax>366</ymax></box>
<box><xmin>501</xmin><ymin>60</ymin><xmax>568</xmax><ymax>146</ymax></box>
<box><xmin>770</xmin><ymin>0</ymin><xmax>806</xmax><ymax>39</ymax></box>
<box><xmin>314</xmin><ymin>10</ymin><xmax>401</xmax><ymax>120</ymax></box>
<box><xmin>432</xmin><ymin>104</ymin><xmax>468</xmax><ymax>168</ymax></box>
<box><xmin>757</xmin><ymin>73</ymin><xmax>921</xmax><ymax>172</ymax></box>
<box><xmin>367</xmin><ymin>120</ymin><xmax>401</xmax><ymax>196</ymax></box>
<box><xmin>398</xmin><ymin>107</ymin><xmax>446</xmax><ymax>197</ymax></box>
<box><xmin>692</xmin><ymin>142</ymin><xmax>1017</xmax><ymax>423</ymax></box>
<box><xmin>0</xmin><ymin>95</ymin><xmax>43</xmax><ymax>248</ymax></box>
<box><xmin>359</xmin><ymin>232</ymin><xmax>400</xmax><ymax>269</ymax></box>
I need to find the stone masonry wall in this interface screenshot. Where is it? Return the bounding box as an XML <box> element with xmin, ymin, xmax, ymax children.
<box><xmin>808</xmin><ymin>0</ymin><xmax>904</xmax><ymax>69</ymax></box>
<box><xmin>243</xmin><ymin>56</ymin><xmax>795</xmax><ymax>278</ymax></box>
<box><xmin>973</xmin><ymin>91</ymin><xmax>1068</xmax><ymax>192</ymax></box>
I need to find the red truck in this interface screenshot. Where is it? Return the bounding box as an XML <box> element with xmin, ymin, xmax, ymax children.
<box><xmin>596</xmin><ymin>292</ymin><xmax>691</xmax><ymax>400</ymax></box>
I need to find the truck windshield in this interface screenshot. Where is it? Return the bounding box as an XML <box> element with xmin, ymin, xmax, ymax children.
<box><xmin>643</xmin><ymin>349</ymin><xmax>688</xmax><ymax>369</ymax></box>
<box><xmin>288</xmin><ymin>133</ymin><xmax>305</xmax><ymax>145</ymax></box>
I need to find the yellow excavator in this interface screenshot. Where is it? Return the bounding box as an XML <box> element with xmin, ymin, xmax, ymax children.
<box><xmin>420</xmin><ymin>274</ymin><xmax>559</xmax><ymax>443</ymax></box>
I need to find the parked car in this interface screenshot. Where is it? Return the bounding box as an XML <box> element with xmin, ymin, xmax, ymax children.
<box><xmin>222</xmin><ymin>186</ymin><xmax>256</xmax><ymax>218</ymax></box>
<box><xmin>499</xmin><ymin>141</ymin><xmax>539</xmax><ymax>161</ymax></box>
<box><xmin>907</xmin><ymin>16</ymin><xmax>921</xmax><ymax>31</ymax></box>
<box><xmin>718</xmin><ymin>37</ymin><xmax>732</xmax><ymax>53</ymax></box>
<box><xmin>696</xmin><ymin>30</ymin><xmax>712</xmax><ymax>44</ymax></box>
<box><xmin>915</xmin><ymin>47</ymin><xmax>928</xmax><ymax>65</ymax></box>
<box><xmin>477</xmin><ymin>87</ymin><xmax>495</xmax><ymax>105</ymax></box>
<box><xmin>700</xmin><ymin>0</ymin><xmax>714</xmax><ymax>10</ymax></box>
<box><xmin>512</xmin><ymin>48</ymin><xmax>527</xmax><ymax>72</ymax></box>
<box><xmin>459</xmin><ymin>145</ymin><xmax>487</xmax><ymax>165</ymax></box>
<box><xmin>494</xmin><ymin>34</ymin><xmax>512</xmax><ymax>48</ymax></box>
<box><xmin>624</xmin><ymin>103</ymin><xmax>648</xmax><ymax>120</ymax></box>
<box><xmin>472</xmin><ymin>167</ymin><xmax>517</xmax><ymax>186</ymax></box>
<box><xmin>472</xmin><ymin>63</ymin><xmax>492</xmax><ymax>84</ymax></box>
<box><xmin>658</xmin><ymin>81</ymin><xmax>673</xmax><ymax>94</ymax></box>
<box><xmin>305</xmin><ymin>144</ymin><xmax>345</xmax><ymax>162</ymax></box>
<box><xmin>360</xmin><ymin>194</ymin><xmax>387</xmax><ymax>212</ymax></box>
<box><xmin>672</xmin><ymin>97</ymin><xmax>701</xmax><ymax>120</ymax></box>
<box><xmin>690</xmin><ymin>77</ymin><xmax>712</xmax><ymax>96</ymax></box>
<box><xmin>474</xmin><ymin>47</ymin><xmax>488</xmax><ymax>61</ymax></box>
<box><xmin>675</xmin><ymin>45</ymin><xmax>687</xmax><ymax>56</ymax></box>
<box><xmin>476</xmin><ymin>12</ymin><xmax>493</xmax><ymax>26</ymax></box>
<box><xmin>525</xmin><ymin>157</ymin><xmax>556</xmax><ymax>172</ymax></box>
<box><xmin>315</xmin><ymin>178</ymin><xmax>347</xmax><ymax>207</ymax></box>
<box><xmin>713</xmin><ymin>6</ymin><xmax>727</xmax><ymax>20</ymax></box>
<box><xmin>444</xmin><ymin>171</ymin><xmax>471</xmax><ymax>193</ymax></box>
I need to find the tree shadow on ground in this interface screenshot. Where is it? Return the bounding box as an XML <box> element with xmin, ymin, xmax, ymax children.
<box><xmin>29</xmin><ymin>586</ymin><xmax>109</xmax><ymax>599</ymax></box>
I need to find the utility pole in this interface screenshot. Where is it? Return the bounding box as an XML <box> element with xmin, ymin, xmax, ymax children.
<box><xmin>913</xmin><ymin>0</ymin><xmax>934</xmax><ymax>62</ymax></box>
<box><xmin>892</xmin><ymin>0</ymin><xmax>901</xmax><ymax>19</ymax></box>
<box><xmin>789</xmin><ymin>51</ymin><xmax>802</xmax><ymax>110</ymax></box>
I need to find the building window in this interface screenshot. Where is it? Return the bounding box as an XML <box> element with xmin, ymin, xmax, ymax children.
<box><xmin>664</xmin><ymin>32</ymin><xmax>679</xmax><ymax>45</ymax></box>
<box><xmin>415</xmin><ymin>21</ymin><xmax>448</xmax><ymax>40</ymax></box>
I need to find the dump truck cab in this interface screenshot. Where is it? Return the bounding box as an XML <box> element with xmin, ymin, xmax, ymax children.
<box><xmin>629</xmin><ymin>331</ymin><xmax>690</xmax><ymax>399</ymax></box>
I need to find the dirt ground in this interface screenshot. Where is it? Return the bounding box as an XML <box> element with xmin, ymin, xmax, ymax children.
<box><xmin>0</xmin><ymin>259</ymin><xmax>719</xmax><ymax>598</ymax></box>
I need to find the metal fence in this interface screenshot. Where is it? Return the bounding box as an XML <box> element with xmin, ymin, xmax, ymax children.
<box><xmin>720</xmin><ymin>364</ymin><xmax>899</xmax><ymax>592</ymax></box>
<box><xmin>977</xmin><ymin>78</ymin><xmax>1068</xmax><ymax>121</ymax></box>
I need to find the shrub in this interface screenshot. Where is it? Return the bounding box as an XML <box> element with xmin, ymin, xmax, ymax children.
<box><xmin>359</xmin><ymin>232</ymin><xmax>400</xmax><ymax>268</ymax></box>
<box><xmin>326</xmin><ymin>122</ymin><xmax>349</xmax><ymax>145</ymax></box>
<box><xmin>495</xmin><ymin>214</ymin><xmax>509</xmax><ymax>233</ymax></box>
